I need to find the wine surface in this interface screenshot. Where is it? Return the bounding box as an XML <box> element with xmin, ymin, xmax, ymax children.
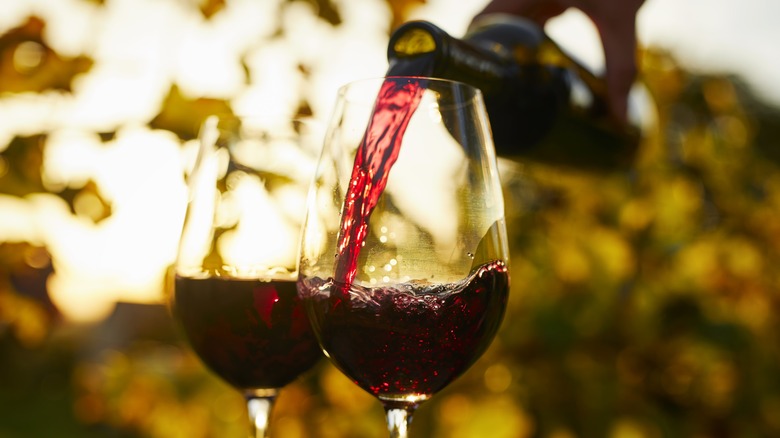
<box><xmin>173</xmin><ymin>276</ymin><xmax>321</xmax><ymax>390</ymax></box>
<box><xmin>299</xmin><ymin>260</ymin><xmax>509</xmax><ymax>401</ymax></box>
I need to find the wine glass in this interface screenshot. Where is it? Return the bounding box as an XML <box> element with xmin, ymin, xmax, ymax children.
<box><xmin>171</xmin><ymin>115</ymin><xmax>323</xmax><ymax>437</ymax></box>
<box><xmin>297</xmin><ymin>77</ymin><xmax>510</xmax><ymax>437</ymax></box>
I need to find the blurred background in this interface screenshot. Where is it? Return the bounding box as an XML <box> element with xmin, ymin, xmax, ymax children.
<box><xmin>2</xmin><ymin>0</ymin><xmax>780</xmax><ymax>436</ymax></box>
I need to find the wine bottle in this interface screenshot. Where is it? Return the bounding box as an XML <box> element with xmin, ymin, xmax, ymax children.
<box><xmin>386</xmin><ymin>14</ymin><xmax>641</xmax><ymax>171</ymax></box>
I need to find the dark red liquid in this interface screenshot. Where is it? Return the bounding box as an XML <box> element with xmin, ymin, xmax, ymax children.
<box><xmin>299</xmin><ymin>260</ymin><xmax>509</xmax><ymax>402</ymax></box>
<box><xmin>333</xmin><ymin>78</ymin><xmax>426</xmax><ymax>287</ymax></box>
<box><xmin>172</xmin><ymin>276</ymin><xmax>321</xmax><ymax>390</ymax></box>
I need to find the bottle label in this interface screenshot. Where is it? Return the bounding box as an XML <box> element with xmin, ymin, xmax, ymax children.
<box><xmin>393</xmin><ymin>29</ymin><xmax>436</xmax><ymax>56</ymax></box>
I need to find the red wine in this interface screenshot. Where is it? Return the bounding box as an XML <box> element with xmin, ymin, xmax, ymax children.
<box><xmin>333</xmin><ymin>77</ymin><xmax>426</xmax><ymax>288</ymax></box>
<box><xmin>299</xmin><ymin>260</ymin><xmax>508</xmax><ymax>401</ymax></box>
<box><xmin>172</xmin><ymin>276</ymin><xmax>321</xmax><ymax>390</ymax></box>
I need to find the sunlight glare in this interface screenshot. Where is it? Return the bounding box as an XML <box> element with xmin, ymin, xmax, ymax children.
<box><xmin>0</xmin><ymin>195</ymin><xmax>43</xmax><ymax>244</ymax></box>
<box><xmin>42</xmin><ymin>129</ymin><xmax>103</xmax><ymax>191</ymax></box>
<box><xmin>35</xmin><ymin>0</ymin><xmax>101</xmax><ymax>57</ymax></box>
<box><xmin>40</xmin><ymin>127</ymin><xmax>187</xmax><ymax>322</ymax></box>
<box><xmin>0</xmin><ymin>92</ymin><xmax>70</xmax><ymax>151</ymax></box>
<box><xmin>177</xmin><ymin>0</ymin><xmax>283</xmax><ymax>99</ymax></box>
<box><xmin>545</xmin><ymin>9</ymin><xmax>605</xmax><ymax>73</ymax></box>
<box><xmin>217</xmin><ymin>174</ymin><xmax>299</xmax><ymax>271</ymax></box>
<box><xmin>232</xmin><ymin>40</ymin><xmax>303</xmax><ymax>119</ymax></box>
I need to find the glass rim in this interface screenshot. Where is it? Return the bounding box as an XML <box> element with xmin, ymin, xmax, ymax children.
<box><xmin>198</xmin><ymin>114</ymin><xmax>324</xmax><ymax>145</ymax></box>
<box><xmin>205</xmin><ymin>112</ymin><xmax>319</xmax><ymax>127</ymax></box>
<box><xmin>336</xmin><ymin>75</ymin><xmax>484</xmax><ymax>108</ymax></box>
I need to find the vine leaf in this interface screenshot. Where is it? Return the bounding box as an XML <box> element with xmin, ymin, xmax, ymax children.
<box><xmin>200</xmin><ymin>0</ymin><xmax>226</xmax><ymax>19</ymax></box>
<box><xmin>0</xmin><ymin>16</ymin><xmax>93</xmax><ymax>93</ymax></box>
<box><xmin>149</xmin><ymin>85</ymin><xmax>233</xmax><ymax>141</ymax></box>
<box><xmin>0</xmin><ymin>135</ymin><xmax>112</xmax><ymax>224</ymax></box>
<box><xmin>0</xmin><ymin>135</ymin><xmax>46</xmax><ymax>197</ymax></box>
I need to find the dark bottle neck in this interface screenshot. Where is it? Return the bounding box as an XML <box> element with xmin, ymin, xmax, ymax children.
<box><xmin>387</xmin><ymin>20</ymin><xmax>513</xmax><ymax>95</ymax></box>
<box><xmin>386</xmin><ymin>16</ymin><xmax>641</xmax><ymax>172</ymax></box>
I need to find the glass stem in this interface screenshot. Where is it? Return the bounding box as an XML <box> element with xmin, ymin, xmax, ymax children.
<box><xmin>384</xmin><ymin>406</ymin><xmax>415</xmax><ymax>438</ymax></box>
<box><xmin>244</xmin><ymin>389</ymin><xmax>278</xmax><ymax>438</ymax></box>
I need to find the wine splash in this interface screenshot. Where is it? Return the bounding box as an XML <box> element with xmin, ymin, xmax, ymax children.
<box><xmin>333</xmin><ymin>77</ymin><xmax>427</xmax><ymax>289</ymax></box>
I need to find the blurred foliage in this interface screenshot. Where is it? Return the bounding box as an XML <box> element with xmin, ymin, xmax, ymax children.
<box><xmin>149</xmin><ymin>85</ymin><xmax>233</xmax><ymax>141</ymax></box>
<box><xmin>0</xmin><ymin>134</ymin><xmax>113</xmax><ymax>222</ymax></box>
<box><xmin>199</xmin><ymin>0</ymin><xmax>227</xmax><ymax>19</ymax></box>
<box><xmin>0</xmin><ymin>135</ymin><xmax>47</xmax><ymax>197</ymax></box>
<box><xmin>0</xmin><ymin>243</ymin><xmax>57</xmax><ymax>348</ymax></box>
<box><xmin>0</xmin><ymin>16</ymin><xmax>92</xmax><ymax>93</ymax></box>
<box><xmin>2</xmin><ymin>0</ymin><xmax>780</xmax><ymax>437</ymax></box>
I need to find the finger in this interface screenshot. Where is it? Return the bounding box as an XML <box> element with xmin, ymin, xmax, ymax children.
<box><xmin>595</xmin><ymin>19</ymin><xmax>638</xmax><ymax>121</ymax></box>
<box><xmin>575</xmin><ymin>0</ymin><xmax>644</xmax><ymax>120</ymax></box>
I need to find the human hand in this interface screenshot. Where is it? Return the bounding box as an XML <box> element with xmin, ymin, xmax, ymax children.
<box><xmin>474</xmin><ymin>0</ymin><xmax>645</xmax><ymax>121</ymax></box>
